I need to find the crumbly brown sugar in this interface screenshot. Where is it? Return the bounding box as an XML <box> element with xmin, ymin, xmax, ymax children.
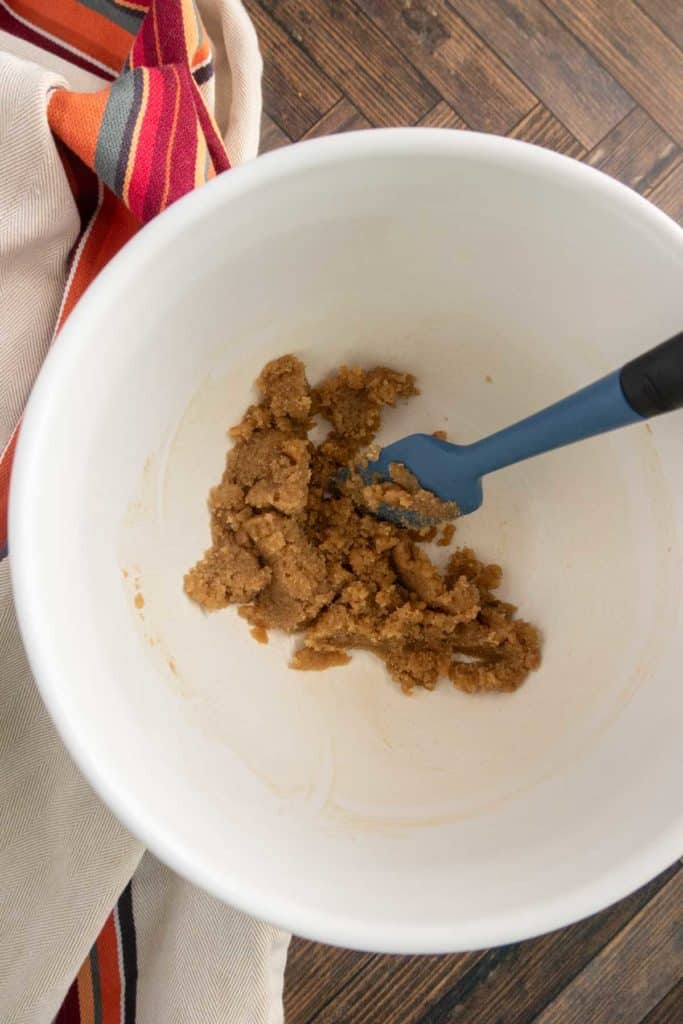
<box><xmin>184</xmin><ymin>356</ymin><xmax>541</xmax><ymax>693</ymax></box>
<box><xmin>344</xmin><ymin>459</ymin><xmax>457</xmax><ymax>526</ymax></box>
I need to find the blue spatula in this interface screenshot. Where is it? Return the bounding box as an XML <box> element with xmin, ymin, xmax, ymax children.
<box><xmin>358</xmin><ymin>331</ymin><xmax>683</xmax><ymax>525</ymax></box>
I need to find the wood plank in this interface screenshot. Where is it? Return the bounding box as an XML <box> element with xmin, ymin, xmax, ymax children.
<box><xmin>641</xmin><ymin>979</ymin><xmax>683</xmax><ymax>1024</ymax></box>
<box><xmin>258</xmin><ymin>0</ymin><xmax>438</xmax><ymax>127</ymax></box>
<box><xmin>646</xmin><ymin>159</ymin><xmax>683</xmax><ymax>224</ymax></box>
<box><xmin>531</xmin><ymin>868</ymin><xmax>683</xmax><ymax>1024</ymax></box>
<box><xmin>417</xmin><ymin>864</ymin><xmax>680</xmax><ymax>1024</ymax></box>
<box><xmin>544</xmin><ymin>0</ymin><xmax>683</xmax><ymax>146</ymax></box>
<box><xmin>637</xmin><ymin>0</ymin><xmax>683</xmax><ymax>50</ymax></box>
<box><xmin>354</xmin><ymin>0</ymin><xmax>535</xmax><ymax>133</ymax></box>
<box><xmin>509</xmin><ymin>102</ymin><xmax>586</xmax><ymax>157</ymax></box>
<box><xmin>303</xmin><ymin>98</ymin><xmax>371</xmax><ymax>139</ymax></box>
<box><xmin>449</xmin><ymin>0</ymin><xmax>633</xmax><ymax>148</ymax></box>
<box><xmin>585</xmin><ymin>107</ymin><xmax>680</xmax><ymax>193</ymax></box>
<box><xmin>260</xmin><ymin>111</ymin><xmax>291</xmax><ymax>153</ymax></box>
<box><xmin>418</xmin><ymin>101</ymin><xmax>468</xmax><ymax>130</ymax></box>
<box><xmin>245</xmin><ymin>0</ymin><xmax>340</xmax><ymax>139</ymax></box>
<box><xmin>285</xmin><ymin>939</ymin><xmax>376</xmax><ymax>1024</ymax></box>
<box><xmin>307</xmin><ymin>951</ymin><xmax>484</xmax><ymax>1024</ymax></box>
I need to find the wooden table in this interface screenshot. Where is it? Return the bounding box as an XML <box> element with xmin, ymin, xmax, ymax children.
<box><xmin>249</xmin><ymin>2</ymin><xmax>683</xmax><ymax>1020</ymax></box>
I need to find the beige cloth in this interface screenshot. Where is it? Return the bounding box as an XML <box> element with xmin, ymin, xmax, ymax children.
<box><xmin>199</xmin><ymin>0</ymin><xmax>263</xmax><ymax>164</ymax></box>
<box><xmin>0</xmin><ymin>57</ymin><xmax>78</xmax><ymax>455</ymax></box>
<box><xmin>0</xmin><ymin>560</ymin><xmax>143</xmax><ymax>1022</ymax></box>
<box><xmin>0</xmin><ymin>7</ymin><xmax>289</xmax><ymax>1023</ymax></box>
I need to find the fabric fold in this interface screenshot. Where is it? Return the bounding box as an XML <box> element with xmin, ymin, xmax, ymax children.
<box><xmin>1</xmin><ymin>4</ymin><xmax>287</xmax><ymax>1022</ymax></box>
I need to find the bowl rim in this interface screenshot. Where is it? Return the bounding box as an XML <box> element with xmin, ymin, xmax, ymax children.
<box><xmin>10</xmin><ymin>128</ymin><xmax>683</xmax><ymax>954</ymax></box>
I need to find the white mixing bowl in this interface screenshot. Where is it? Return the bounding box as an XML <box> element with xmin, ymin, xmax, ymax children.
<box><xmin>10</xmin><ymin>130</ymin><xmax>683</xmax><ymax>953</ymax></box>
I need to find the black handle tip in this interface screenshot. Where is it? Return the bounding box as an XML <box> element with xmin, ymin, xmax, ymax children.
<box><xmin>620</xmin><ymin>331</ymin><xmax>683</xmax><ymax>418</ymax></box>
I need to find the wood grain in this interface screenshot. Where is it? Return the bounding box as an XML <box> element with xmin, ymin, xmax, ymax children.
<box><xmin>302</xmin><ymin>98</ymin><xmax>371</xmax><ymax>139</ymax></box>
<box><xmin>355</xmin><ymin>0</ymin><xmax>535</xmax><ymax>133</ymax></box>
<box><xmin>544</xmin><ymin>0</ymin><xmax>683</xmax><ymax>146</ymax></box>
<box><xmin>260</xmin><ymin>0</ymin><xmax>438</xmax><ymax>126</ymax></box>
<box><xmin>508</xmin><ymin>103</ymin><xmax>586</xmax><ymax>157</ymax></box>
<box><xmin>285</xmin><ymin>942</ymin><xmax>375</xmax><ymax>1023</ymax></box>
<box><xmin>252</xmin><ymin>2</ymin><xmax>683</xmax><ymax>1020</ymax></box>
<box><xmin>585</xmin><ymin>107</ymin><xmax>680</xmax><ymax>194</ymax></box>
<box><xmin>646</xmin><ymin>159</ymin><xmax>683</xmax><ymax>223</ymax></box>
<box><xmin>450</xmin><ymin>0</ymin><xmax>634</xmax><ymax>147</ymax></box>
<box><xmin>245</xmin><ymin>0</ymin><xmax>340</xmax><ymax>138</ymax></box>
<box><xmin>285</xmin><ymin>868</ymin><xmax>681</xmax><ymax>1024</ymax></box>
<box><xmin>637</xmin><ymin>0</ymin><xmax>683</xmax><ymax>50</ymax></box>
<box><xmin>260</xmin><ymin>111</ymin><xmax>291</xmax><ymax>153</ymax></box>
<box><xmin>417</xmin><ymin>101</ymin><xmax>468</xmax><ymax>131</ymax></box>
<box><xmin>641</xmin><ymin>978</ymin><xmax>683</xmax><ymax>1024</ymax></box>
<box><xmin>416</xmin><ymin>864</ymin><xmax>680</xmax><ymax>1024</ymax></box>
<box><xmin>532</xmin><ymin>868</ymin><xmax>683</xmax><ymax>1024</ymax></box>
<box><xmin>303</xmin><ymin>950</ymin><xmax>483</xmax><ymax>1024</ymax></box>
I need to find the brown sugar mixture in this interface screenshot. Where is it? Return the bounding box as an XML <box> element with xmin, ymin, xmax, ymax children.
<box><xmin>343</xmin><ymin>450</ymin><xmax>458</xmax><ymax>527</ymax></box>
<box><xmin>184</xmin><ymin>356</ymin><xmax>541</xmax><ymax>693</ymax></box>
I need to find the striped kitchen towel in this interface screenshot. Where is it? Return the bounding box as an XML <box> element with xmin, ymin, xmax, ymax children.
<box><xmin>0</xmin><ymin>3</ymin><xmax>290</xmax><ymax>1022</ymax></box>
<box><xmin>0</xmin><ymin>0</ymin><xmax>261</xmax><ymax>554</ymax></box>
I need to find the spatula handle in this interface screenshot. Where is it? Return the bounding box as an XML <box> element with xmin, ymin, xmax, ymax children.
<box><xmin>620</xmin><ymin>331</ymin><xmax>683</xmax><ymax>417</ymax></box>
<box><xmin>466</xmin><ymin>330</ymin><xmax>683</xmax><ymax>479</ymax></box>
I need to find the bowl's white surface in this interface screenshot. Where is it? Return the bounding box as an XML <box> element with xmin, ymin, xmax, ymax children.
<box><xmin>11</xmin><ymin>130</ymin><xmax>683</xmax><ymax>953</ymax></box>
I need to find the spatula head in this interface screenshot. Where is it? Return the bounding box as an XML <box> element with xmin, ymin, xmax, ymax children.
<box><xmin>356</xmin><ymin>433</ymin><xmax>483</xmax><ymax>527</ymax></box>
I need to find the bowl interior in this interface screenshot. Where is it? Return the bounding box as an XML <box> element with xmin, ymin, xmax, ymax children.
<box><xmin>13</xmin><ymin>132</ymin><xmax>683</xmax><ymax>952</ymax></box>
